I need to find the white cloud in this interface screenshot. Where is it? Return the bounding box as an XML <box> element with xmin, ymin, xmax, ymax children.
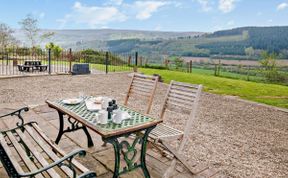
<box><xmin>218</xmin><ymin>0</ymin><xmax>236</xmax><ymax>13</ymax></box>
<box><xmin>133</xmin><ymin>1</ymin><xmax>168</xmax><ymax>20</ymax></box>
<box><xmin>277</xmin><ymin>2</ymin><xmax>288</xmax><ymax>11</ymax></box>
<box><xmin>197</xmin><ymin>0</ymin><xmax>212</xmax><ymax>12</ymax></box>
<box><xmin>227</xmin><ymin>20</ymin><xmax>235</xmax><ymax>26</ymax></box>
<box><xmin>58</xmin><ymin>2</ymin><xmax>127</xmax><ymax>28</ymax></box>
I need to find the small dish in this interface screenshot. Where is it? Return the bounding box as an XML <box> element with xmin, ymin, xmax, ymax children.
<box><xmin>62</xmin><ymin>98</ymin><xmax>82</xmax><ymax>105</ymax></box>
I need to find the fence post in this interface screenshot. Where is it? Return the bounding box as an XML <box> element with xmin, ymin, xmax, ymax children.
<box><xmin>217</xmin><ymin>59</ymin><xmax>221</xmax><ymax>76</ymax></box>
<box><xmin>69</xmin><ymin>48</ymin><xmax>72</xmax><ymax>74</ymax></box>
<box><xmin>190</xmin><ymin>60</ymin><xmax>192</xmax><ymax>73</ymax></box>
<box><xmin>128</xmin><ymin>56</ymin><xmax>131</xmax><ymax>66</ymax></box>
<box><xmin>48</xmin><ymin>48</ymin><xmax>51</xmax><ymax>75</ymax></box>
<box><xmin>247</xmin><ymin>65</ymin><xmax>250</xmax><ymax>81</ymax></box>
<box><xmin>214</xmin><ymin>64</ymin><xmax>217</xmax><ymax>76</ymax></box>
<box><xmin>105</xmin><ymin>51</ymin><xmax>109</xmax><ymax>74</ymax></box>
<box><xmin>6</xmin><ymin>53</ymin><xmax>8</xmax><ymax>66</ymax></box>
<box><xmin>139</xmin><ymin>56</ymin><xmax>142</xmax><ymax>67</ymax></box>
<box><xmin>134</xmin><ymin>52</ymin><xmax>138</xmax><ymax>72</ymax></box>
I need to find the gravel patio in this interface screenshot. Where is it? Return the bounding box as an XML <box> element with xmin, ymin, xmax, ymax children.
<box><xmin>0</xmin><ymin>73</ymin><xmax>287</xmax><ymax>178</ymax></box>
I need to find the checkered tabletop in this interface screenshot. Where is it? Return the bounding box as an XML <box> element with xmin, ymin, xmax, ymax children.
<box><xmin>52</xmin><ymin>97</ymin><xmax>156</xmax><ymax>132</ymax></box>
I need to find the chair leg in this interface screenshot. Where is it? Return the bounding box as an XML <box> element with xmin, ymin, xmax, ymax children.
<box><xmin>162</xmin><ymin>159</ymin><xmax>177</xmax><ymax>178</ymax></box>
<box><xmin>148</xmin><ymin>141</ymin><xmax>168</xmax><ymax>157</ymax></box>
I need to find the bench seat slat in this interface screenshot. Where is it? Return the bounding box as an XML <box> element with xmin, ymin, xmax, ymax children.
<box><xmin>25</xmin><ymin>126</ymin><xmax>74</xmax><ymax>177</ymax></box>
<box><xmin>31</xmin><ymin>123</ymin><xmax>90</xmax><ymax>173</ymax></box>
<box><xmin>15</xmin><ymin>128</ymin><xmax>61</xmax><ymax>178</ymax></box>
<box><xmin>0</xmin><ymin>134</ymin><xmax>24</xmax><ymax>174</ymax></box>
<box><xmin>5</xmin><ymin>132</ymin><xmax>44</xmax><ymax>178</ymax></box>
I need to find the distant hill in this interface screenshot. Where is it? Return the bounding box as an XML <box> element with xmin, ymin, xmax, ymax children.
<box><xmin>13</xmin><ymin>26</ymin><xmax>288</xmax><ymax>61</ymax></box>
<box><xmin>198</xmin><ymin>26</ymin><xmax>288</xmax><ymax>54</ymax></box>
<box><xmin>13</xmin><ymin>29</ymin><xmax>204</xmax><ymax>47</ymax></box>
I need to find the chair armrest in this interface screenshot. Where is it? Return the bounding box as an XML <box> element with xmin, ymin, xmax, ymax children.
<box><xmin>18</xmin><ymin>148</ymin><xmax>95</xmax><ymax>177</ymax></box>
<box><xmin>79</xmin><ymin>171</ymin><xmax>97</xmax><ymax>178</ymax></box>
<box><xmin>0</xmin><ymin>107</ymin><xmax>29</xmax><ymax>120</ymax></box>
<box><xmin>0</xmin><ymin>107</ymin><xmax>29</xmax><ymax>128</ymax></box>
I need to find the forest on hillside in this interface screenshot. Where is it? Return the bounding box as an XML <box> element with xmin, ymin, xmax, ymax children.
<box><xmin>99</xmin><ymin>26</ymin><xmax>288</xmax><ymax>60</ymax></box>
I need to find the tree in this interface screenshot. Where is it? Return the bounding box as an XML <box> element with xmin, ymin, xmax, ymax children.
<box><xmin>0</xmin><ymin>23</ymin><xmax>16</xmax><ymax>48</ymax></box>
<box><xmin>245</xmin><ymin>47</ymin><xmax>255</xmax><ymax>58</ymax></box>
<box><xmin>19</xmin><ymin>14</ymin><xmax>54</xmax><ymax>47</ymax></box>
<box><xmin>174</xmin><ymin>57</ymin><xmax>184</xmax><ymax>70</ymax></box>
<box><xmin>19</xmin><ymin>14</ymin><xmax>39</xmax><ymax>47</ymax></box>
<box><xmin>259</xmin><ymin>51</ymin><xmax>282</xmax><ymax>82</ymax></box>
<box><xmin>45</xmin><ymin>42</ymin><xmax>62</xmax><ymax>58</ymax></box>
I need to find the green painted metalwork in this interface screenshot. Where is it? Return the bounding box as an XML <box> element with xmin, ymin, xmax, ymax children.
<box><xmin>0</xmin><ymin>108</ymin><xmax>97</xmax><ymax>178</ymax></box>
<box><xmin>53</xmin><ymin>97</ymin><xmax>156</xmax><ymax>132</ymax></box>
<box><xmin>103</xmin><ymin>126</ymin><xmax>155</xmax><ymax>178</ymax></box>
<box><xmin>120</xmin><ymin>136</ymin><xmax>140</xmax><ymax>170</ymax></box>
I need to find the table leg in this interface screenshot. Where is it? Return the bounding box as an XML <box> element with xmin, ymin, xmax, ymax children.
<box><xmin>140</xmin><ymin>126</ymin><xmax>154</xmax><ymax>178</ymax></box>
<box><xmin>105</xmin><ymin>138</ymin><xmax>121</xmax><ymax>178</ymax></box>
<box><xmin>55</xmin><ymin>110</ymin><xmax>64</xmax><ymax>144</ymax></box>
<box><xmin>54</xmin><ymin>110</ymin><xmax>94</xmax><ymax>147</ymax></box>
<box><xmin>103</xmin><ymin>126</ymin><xmax>155</xmax><ymax>178</ymax></box>
<box><xmin>82</xmin><ymin>126</ymin><xmax>94</xmax><ymax>147</ymax></box>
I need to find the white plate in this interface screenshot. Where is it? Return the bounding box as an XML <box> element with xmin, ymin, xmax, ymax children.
<box><xmin>85</xmin><ymin>100</ymin><xmax>102</xmax><ymax>111</ymax></box>
<box><xmin>62</xmin><ymin>98</ymin><xmax>82</xmax><ymax>105</ymax></box>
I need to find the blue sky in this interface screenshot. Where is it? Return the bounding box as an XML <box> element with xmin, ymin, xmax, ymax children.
<box><xmin>0</xmin><ymin>0</ymin><xmax>287</xmax><ymax>32</ymax></box>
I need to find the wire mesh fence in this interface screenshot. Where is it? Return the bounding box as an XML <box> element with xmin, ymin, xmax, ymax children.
<box><xmin>138</xmin><ymin>56</ymin><xmax>288</xmax><ymax>84</ymax></box>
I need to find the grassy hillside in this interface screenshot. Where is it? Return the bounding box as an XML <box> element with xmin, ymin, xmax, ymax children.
<box><xmin>66</xmin><ymin>26</ymin><xmax>288</xmax><ymax>60</ymax></box>
<box><xmin>14</xmin><ymin>26</ymin><xmax>288</xmax><ymax>60</ymax></box>
<box><xmin>139</xmin><ymin>68</ymin><xmax>288</xmax><ymax>109</ymax></box>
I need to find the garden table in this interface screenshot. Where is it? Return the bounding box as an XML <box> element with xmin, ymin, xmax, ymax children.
<box><xmin>46</xmin><ymin>97</ymin><xmax>162</xmax><ymax>178</ymax></box>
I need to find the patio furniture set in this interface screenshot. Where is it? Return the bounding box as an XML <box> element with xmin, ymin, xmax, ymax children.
<box><xmin>0</xmin><ymin>73</ymin><xmax>202</xmax><ymax>178</ymax></box>
<box><xmin>17</xmin><ymin>60</ymin><xmax>48</xmax><ymax>72</ymax></box>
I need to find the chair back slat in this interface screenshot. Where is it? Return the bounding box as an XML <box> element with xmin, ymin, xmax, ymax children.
<box><xmin>124</xmin><ymin>73</ymin><xmax>158</xmax><ymax>114</ymax></box>
<box><xmin>160</xmin><ymin>80</ymin><xmax>202</xmax><ymax>119</ymax></box>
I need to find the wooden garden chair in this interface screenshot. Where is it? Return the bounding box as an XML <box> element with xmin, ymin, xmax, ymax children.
<box><xmin>124</xmin><ymin>73</ymin><xmax>159</xmax><ymax>114</ymax></box>
<box><xmin>148</xmin><ymin>80</ymin><xmax>203</xmax><ymax>178</ymax></box>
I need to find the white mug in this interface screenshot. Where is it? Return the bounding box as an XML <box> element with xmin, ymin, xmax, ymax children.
<box><xmin>98</xmin><ymin>110</ymin><xmax>108</xmax><ymax>124</ymax></box>
<box><xmin>112</xmin><ymin>109</ymin><xmax>122</xmax><ymax>124</ymax></box>
<box><xmin>102</xmin><ymin>97</ymin><xmax>111</xmax><ymax>109</ymax></box>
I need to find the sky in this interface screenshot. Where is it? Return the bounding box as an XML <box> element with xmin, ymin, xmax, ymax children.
<box><xmin>0</xmin><ymin>0</ymin><xmax>287</xmax><ymax>32</ymax></box>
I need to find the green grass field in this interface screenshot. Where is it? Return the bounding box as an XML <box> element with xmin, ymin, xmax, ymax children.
<box><xmin>139</xmin><ymin>68</ymin><xmax>288</xmax><ymax>109</ymax></box>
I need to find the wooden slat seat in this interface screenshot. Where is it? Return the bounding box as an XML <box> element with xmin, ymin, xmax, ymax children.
<box><xmin>149</xmin><ymin>124</ymin><xmax>183</xmax><ymax>141</ymax></box>
<box><xmin>124</xmin><ymin>73</ymin><xmax>159</xmax><ymax>114</ymax></box>
<box><xmin>0</xmin><ymin>107</ymin><xmax>96</xmax><ymax>178</ymax></box>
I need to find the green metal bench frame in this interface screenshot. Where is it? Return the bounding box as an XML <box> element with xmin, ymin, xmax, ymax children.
<box><xmin>0</xmin><ymin>107</ymin><xmax>97</xmax><ymax>178</ymax></box>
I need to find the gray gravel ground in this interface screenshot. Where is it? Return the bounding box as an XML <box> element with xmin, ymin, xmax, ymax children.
<box><xmin>0</xmin><ymin>73</ymin><xmax>287</xmax><ymax>178</ymax></box>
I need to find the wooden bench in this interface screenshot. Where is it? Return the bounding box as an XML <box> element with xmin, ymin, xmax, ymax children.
<box><xmin>0</xmin><ymin>107</ymin><xmax>97</xmax><ymax>178</ymax></box>
<box><xmin>18</xmin><ymin>61</ymin><xmax>48</xmax><ymax>72</ymax></box>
